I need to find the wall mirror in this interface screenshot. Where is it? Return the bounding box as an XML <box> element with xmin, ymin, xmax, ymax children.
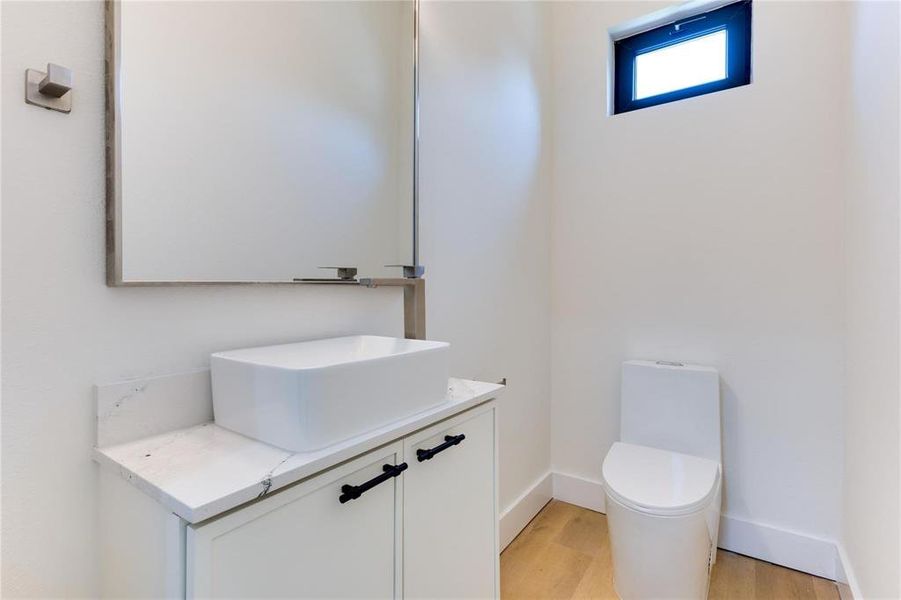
<box><xmin>107</xmin><ymin>0</ymin><xmax>417</xmax><ymax>284</ymax></box>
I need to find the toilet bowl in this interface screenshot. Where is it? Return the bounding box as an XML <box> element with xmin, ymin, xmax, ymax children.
<box><xmin>603</xmin><ymin>361</ymin><xmax>722</xmax><ymax>600</ymax></box>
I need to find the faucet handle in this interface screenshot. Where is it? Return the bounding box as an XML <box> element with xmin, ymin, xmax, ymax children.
<box><xmin>318</xmin><ymin>266</ymin><xmax>358</xmax><ymax>281</ymax></box>
<box><xmin>385</xmin><ymin>265</ymin><xmax>424</xmax><ymax>279</ymax></box>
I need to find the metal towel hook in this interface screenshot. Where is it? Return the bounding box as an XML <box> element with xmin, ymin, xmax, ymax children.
<box><xmin>25</xmin><ymin>63</ymin><xmax>73</xmax><ymax>114</ymax></box>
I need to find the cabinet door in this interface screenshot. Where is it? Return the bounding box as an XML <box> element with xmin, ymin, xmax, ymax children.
<box><xmin>403</xmin><ymin>405</ymin><xmax>498</xmax><ymax>599</ymax></box>
<box><xmin>188</xmin><ymin>442</ymin><xmax>403</xmax><ymax>599</ymax></box>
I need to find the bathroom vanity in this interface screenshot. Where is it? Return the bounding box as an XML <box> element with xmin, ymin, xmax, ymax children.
<box><xmin>94</xmin><ymin>371</ymin><xmax>503</xmax><ymax>598</ymax></box>
<box><xmin>95</xmin><ymin>0</ymin><xmax>505</xmax><ymax>594</ymax></box>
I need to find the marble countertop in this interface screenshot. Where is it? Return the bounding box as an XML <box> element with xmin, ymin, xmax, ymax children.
<box><xmin>93</xmin><ymin>378</ymin><xmax>504</xmax><ymax>524</ymax></box>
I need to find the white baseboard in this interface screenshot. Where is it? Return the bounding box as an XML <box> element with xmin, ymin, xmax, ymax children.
<box><xmin>718</xmin><ymin>515</ymin><xmax>837</xmax><ymax>580</ymax></box>
<box><xmin>552</xmin><ymin>472</ymin><xmax>606</xmax><ymax>513</ymax></box>
<box><xmin>512</xmin><ymin>472</ymin><xmax>843</xmax><ymax>581</ymax></box>
<box><xmin>834</xmin><ymin>543</ymin><xmax>862</xmax><ymax>600</ymax></box>
<box><xmin>499</xmin><ymin>471</ymin><xmax>553</xmax><ymax>550</ymax></box>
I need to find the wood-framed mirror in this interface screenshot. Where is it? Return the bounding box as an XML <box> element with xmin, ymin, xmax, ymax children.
<box><xmin>105</xmin><ymin>0</ymin><xmax>419</xmax><ymax>285</ymax></box>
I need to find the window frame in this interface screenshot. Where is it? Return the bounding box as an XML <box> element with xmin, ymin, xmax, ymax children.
<box><xmin>613</xmin><ymin>0</ymin><xmax>752</xmax><ymax>115</ymax></box>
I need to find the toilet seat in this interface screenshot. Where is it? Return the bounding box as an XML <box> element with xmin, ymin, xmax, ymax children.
<box><xmin>602</xmin><ymin>442</ymin><xmax>720</xmax><ymax>517</ymax></box>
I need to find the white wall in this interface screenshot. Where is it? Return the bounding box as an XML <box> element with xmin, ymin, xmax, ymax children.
<box><xmin>550</xmin><ymin>0</ymin><xmax>848</xmax><ymax>557</ymax></box>
<box><xmin>841</xmin><ymin>1</ymin><xmax>901</xmax><ymax>597</ymax></box>
<box><xmin>0</xmin><ymin>1</ymin><xmax>552</xmax><ymax>596</ymax></box>
<box><xmin>418</xmin><ymin>0</ymin><xmax>553</xmax><ymax>522</ymax></box>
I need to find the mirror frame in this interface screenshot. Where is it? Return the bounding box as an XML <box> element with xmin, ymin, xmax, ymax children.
<box><xmin>104</xmin><ymin>0</ymin><xmax>421</xmax><ymax>287</ymax></box>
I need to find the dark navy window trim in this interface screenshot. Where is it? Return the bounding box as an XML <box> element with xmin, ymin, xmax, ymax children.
<box><xmin>613</xmin><ymin>0</ymin><xmax>752</xmax><ymax>114</ymax></box>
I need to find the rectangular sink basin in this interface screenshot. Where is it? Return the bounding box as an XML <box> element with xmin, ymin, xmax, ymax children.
<box><xmin>211</xmin><ymin>335</ymin><xmax>450</xmax><ymax>452</ymax></box>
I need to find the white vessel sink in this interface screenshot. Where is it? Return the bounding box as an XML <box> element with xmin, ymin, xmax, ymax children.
<box><xmin>211</xmin><ymin>335</ymin><xmax>450</xmax><ymax>452</ymax></box>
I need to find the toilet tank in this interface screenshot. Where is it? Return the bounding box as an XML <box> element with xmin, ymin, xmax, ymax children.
<box><xmin>621</xmin><ymin>361</ymin><xmax>721</xmax><ymax>463</ymax></box>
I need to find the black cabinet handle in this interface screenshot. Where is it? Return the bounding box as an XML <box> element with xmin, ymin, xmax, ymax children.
<box><xmin>417</xmin><ymin>434</ymin><xmax>466</xmax><ymax>462</ymax></box>
<box><xmin>339</xmin><ymin>463</ymin><xmax>407</xmax><ymax>504</ymax></box>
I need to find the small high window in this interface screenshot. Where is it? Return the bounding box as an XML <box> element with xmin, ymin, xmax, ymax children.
<box><xmin>613</xmin><ymin>1</ymin><xmax>752</xmax><ymax>114</ymax></box>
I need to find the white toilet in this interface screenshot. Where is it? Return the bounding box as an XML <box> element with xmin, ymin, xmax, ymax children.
<box><xmin>602</xmin><ymin>360</ymin><xmax>722</xmax><ymax>600</ymax></box>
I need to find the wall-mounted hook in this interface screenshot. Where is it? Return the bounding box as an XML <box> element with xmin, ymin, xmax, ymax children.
<box><xmin>25</xmin><ymin>63</ymin><xmax>73</xmax><ymax>113</ymax></box>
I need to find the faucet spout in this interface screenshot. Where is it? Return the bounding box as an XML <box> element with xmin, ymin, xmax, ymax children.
<box><xmin>359</xmin><ymin>277</ymin><xmax>426</xmax><ymax>340</ymax></box>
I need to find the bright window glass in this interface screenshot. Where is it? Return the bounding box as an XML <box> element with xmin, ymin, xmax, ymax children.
<box><xmin>634</xmin><ymin>29</ymin><xmax>728</xmax><ymax>100</ymax></box>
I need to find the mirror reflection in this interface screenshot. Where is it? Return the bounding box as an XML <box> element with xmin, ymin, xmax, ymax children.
<box><xmin>112</xmin><ymin>1</ymin><xmax>415</xmax><ymax>283</ymax></box>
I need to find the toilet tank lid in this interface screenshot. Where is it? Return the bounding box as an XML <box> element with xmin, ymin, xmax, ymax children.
<box><xmin>602</xmin><ymin>442</ymin><xmax>720</xmax><ymax>516</ymax></box>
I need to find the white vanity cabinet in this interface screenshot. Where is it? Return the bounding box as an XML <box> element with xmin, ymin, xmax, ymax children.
<box><xmin>187</xmin><ymin>442</ymin><xmax>404</xmax><ymax>598</ymax></box>
<box><xmin>98</xmin><ymin>400</ymin><xmax>498</xmax><ymax>599</ymax></box>
<box><xmin>403</xmin><ymin>408</ymin><xmax>497</xmax><ymax>599</ymax></box>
